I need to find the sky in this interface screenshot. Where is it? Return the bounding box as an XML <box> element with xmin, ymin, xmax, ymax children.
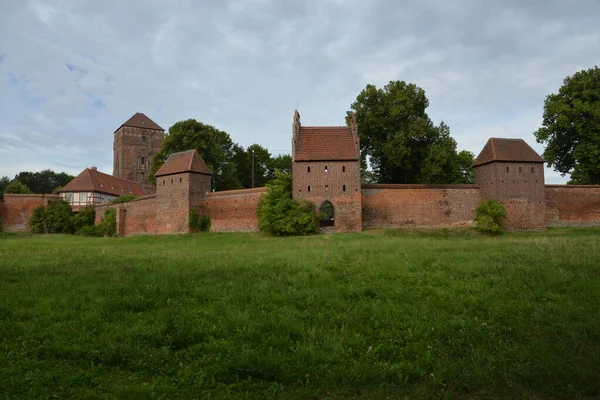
<box><xmin>1</xmin><ymin>0</ymin><xmax>599</xmax><ymax>183</ymax></box>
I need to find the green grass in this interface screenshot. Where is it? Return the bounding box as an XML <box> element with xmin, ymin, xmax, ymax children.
<box><xmin>0</xmin><ymin>228</ymin><xmax>599</xmax><ymax>399</ymax></box>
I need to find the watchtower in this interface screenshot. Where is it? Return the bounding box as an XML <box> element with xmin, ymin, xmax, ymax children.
<box><xmin>154</xmin><ymin>150</ymin><xmax>212</xmax><ymax>234</ymax></box>
<box><xmin>473</xmin><ymin>138</ymin><xmax>546</xmax><ymax>230</ymax></box>
<box><xmin>291</xmin><ymin>111</ymin><xmax>362</xmax><ymax>232</ymax></box>
<box><xmin>113</xmin><ymin>113</ymin><xmax>165</xmax><ymax>193</ymax></box>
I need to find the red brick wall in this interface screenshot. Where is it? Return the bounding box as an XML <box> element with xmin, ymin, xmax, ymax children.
<box><xmin>293</xmin><ymin>160</ymin><xmax>362</xmax><ymax>232</ymax></box>
<box><xmin>94</xmin><ymin>195</ymin><xmax>157</xmax><ymax>236</ymax></box>
<box><xmin>0</xmin><ymin>194</ymin><xmax>61</xmax><ymax>232</ymax></box>
<box><xmin>474</xmin><ymin>162</ymin><xmax>546</xmax><ymax>230</ymax></box>
<box><xmin>113</xmin><ymin>125</ymin><xmax>164</xmax><ymax>194</ymax></box>
<box><xmin>205</xmin><ymin>188</ymin><xmax>266</xmax><ymax>232</ymax></box>
<box><xmin>545</xmin><ymin>185</ymin><xmax>600</xmax><ymax>226</ymax></box>
<box><xmin>361</xmin><ymin>185</ymin><xmax>480</xmax><ymax>228</ymax></box>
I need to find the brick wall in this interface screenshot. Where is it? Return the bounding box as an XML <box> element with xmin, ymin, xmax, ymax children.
<box><xmin>474</xmin><ymin>162</ymin><xmax>546</xmax><ymax>230</ymax></box>
<box><xmin>113</xmin><ymin>125</ymin><xmax>164</xmax><ymax>193</ymax></box>
<box><xmin>0</xmin><ymin>194</ymin><xmax>61</xmax><ymax>232</ymax></box>
<box><xmin>293</xmin><ymin>160</ymin><xmax>362</xmax><ymax>232</ymax></box>
<box><xmin>545</xmin><ymin>185</ymin><xmax>600</xmax><ymax>226</ymax></box>
<box><xmin>95</xmin><ymin>195</ymin><xmax>157</xmax><ymax>236</ymax></box>
<box><xmin>361</xmin><ymin>185</ymin><xmax>480</xmax><ymax>228</ymax></box>
<box><xmin>205</xmin><ymin>187</ymin><xmax>266</xmax><ymax>232</ymax></box>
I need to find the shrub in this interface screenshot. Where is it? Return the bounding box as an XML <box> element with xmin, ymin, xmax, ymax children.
<box><xmin>199</xmin><ymin>215</ymin><xmax>211</xmax><ymax>232</ymax></box>
<box><xmin>78</xmin><ymin>225</ymin><xmax>102</xmax><ymax>237</ymax></box>
<box><xmin>258</xmin><ymin>170</ymin><xmax>318</xmax><ymax>236</ymax></box>
<box><xmin>111</xmin><ymin>195</ymin><xmax>138</xmax><ymax>204</ymax></box>
<box><xmin>189</xmin><ymin>209</ymin><xmax>200</xmax><ymax>232</ymax></box>
<box><xmin>98</xmin><ymin>208</ymin><xmax>117</xmax><ymax>237</ymax></box>
<box><xmin>44</xmin><ymin>199</ymin><xmax>75</xmax><ymax>234</ymax></box>
<box><xmin>474</xmin><ymin>199</ymin><xmax>507</xmax><ymax>234</ymax></box>
<box><xmin>72</xmin><ymin>205</ymin><xmax>96</xmax><ymax>232</ymax></box>
<box><xmin>30</xmin><ymin>205</ymin><xmax>46</xmax><ymax>233</ymax></box>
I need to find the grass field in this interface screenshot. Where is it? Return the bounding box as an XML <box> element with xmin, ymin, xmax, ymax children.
<box><xmin>1</xmin><ymin>228</ymin><xmax>599</xmax><ymax>399</ymax></box>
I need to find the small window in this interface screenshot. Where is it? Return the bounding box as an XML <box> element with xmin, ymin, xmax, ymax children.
<box><xmin>171</xmin><ymin>178</ymin><xmax>173</xmax><ymax>184</ymax></box>
<box><xmin>343</xmin><ymin>165</ymin><xmax>346</xmax><ymax>172</ymax></box>
<box><xmin>142</xmin><ymin>135</ymin><xmax>146</xmax><ymax>144</ymax></box>
<box><xmin>308</xmin><ymin>185</ymin><xmax>311</xmax><ymax>192</ymax></box>
<box><xmin>343</xmin><ymin>185</ymin><xmax>346</xmax><ymax>192</ymax></box>
<box><xmin>325</xmin><ymin>166</ymin><xmax>328</xmax><ymax>173</ymax></box>
<box><xmin>162</xmin><ymin>179</ymin><xmax>165</xmax><ymax>185</ymax></box>
<box><xmin>140</xmin><ymin>156</ymin><xmax>145</xmax><ymax>165</ymax></box>
<box><xmin>519</xmin><ymin>166</ymin><xmax>522</xmax><ymax>173</ymax></box>
<box><xmin>325</xmin><ymin>185</ymin><xmax>329</xmax><ymax>192</ymax></box>
<box><xmin>100</xmin><ymin>183</ymin><xmax>104</xmax><ymax>187</ymax></box>
<box><xmin>179</xmin><ymin>177</ymin><xmax>182</xmax><ymax>183</ymax></box>
<box><xmin>307</xmin><ymin>166</ymin><xmax>311</xmax><ymax>173</ymax></box>
<box><xmin>531</xmin><ymin>167</ymin><xmax>534</xmax><ymax>173</ymax></box>
<box><xmin>506</xmin><ymin>166</ymin><xmax>509</xmax><ymax>173</ymax></box>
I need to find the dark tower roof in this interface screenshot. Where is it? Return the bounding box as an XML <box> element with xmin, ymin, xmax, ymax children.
<box><xmin>58</xmin><ymin>167</ymin><xmax>146</xmax><ymax>196</ymax></box>
<box><xmin>294</xmin><ymin>126</ymin><xmax>359</xmax><ymax>161</ymax></box>
<box><xmin>472</xmin><ymin>138</ymin><xmax>545</xmax><ymax>167</ymax></box>
<box><xmin>155</xmin><ymin>150</ymin><xmax>213</xmax><ymax>177</ymax></box>
<box><xmin>114</xmin><ymin>113</ymin><xmax>164</xmax><ymax>132</ymax></box>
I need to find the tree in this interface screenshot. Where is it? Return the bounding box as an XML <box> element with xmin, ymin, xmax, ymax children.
<box><xmin>347</xmin><ymin>81</ymin><xmax>473</xmax><ymax>184</ymax></box>
<box><xmin>4</xmin><ymin>180</ymin><xmax>32</xmax><ymax>194</ymax></box>
<box><xmin>534</xmin><ymin>66</ymin><xmax>600</xmax><ymax>184</ymax></box>
<box><xmin>14</xmin><ymin>170</ymin><xmax>74</xmax><ymax>193</ymax></box>
<box><xmin>232</xmin><ymin>144</ymin><xmax>272</xmax><ymax>188</ymax></box>
<box><xmin>0</xmin><ymin>176</ymin><xmax>10</xmax><ymax>199</ymax></box>
<box><xmin>267</xmin><ymin>154</ymin><xmax>292</xmax><ymax>179</ymax></box>
<box><xmin>257</xmin><ymin>170</ymin><xmax>318</xmax><ymax>236</ymax></box>
<box><xmin>150</xmin><ymin>119</ymin><xmax>242</xmax><ymax>191</ymax></box>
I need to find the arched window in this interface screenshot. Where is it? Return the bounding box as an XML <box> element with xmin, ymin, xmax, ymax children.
<box><xmin>308</xmin><ymin>185</ymin><xmax>311</xmax><ymax>192</ymax></box>
<box><xmin>307</xmin><ymin>166</ymin><xmax>311</xmax><ymax>173</ymax></box>
<box><xmin>171</xmin><ymin>178</ymin><xmax>173</xmax><ymax>184</ymax></box>
<box><xmin>325</xmin><ymin>166</ymin><xmax>328</xmax><ymax>173</ymax></box>
<box><xmin>180</xmin><ymin>177</ymin><xmax>182</xmax><ymax>183</ymax></box>
<box><xmin>531</xmin><ymin>167</ymin><xmax>534</xmax><ymax>173</ymax></box>
<box><xmin>519</xmin><ymin>166</ymin><xmax>522</xmax><ymax>173</ymax></box>
<box><xmin>342</xmin><ymin>165</ymin><xmax>346</xmax><ymax>172</ymax></box>
<box><xmin>506</xmin><ymin>166</ymin><xmax>509</xmax><ymax>173</ymax></box>
<box><xmin>343</xmin><ymin>185</ymin><xmax>346</xmax><ymax>192</ymax></box>
<box><xmin>325</xmin><ymin>185</ymin><xmax>329</xmax><ymax>191</ymax></box>
<box><xmin>319</xmin><ymin>201</ymin><xmax>334</xmax><ymax>228</ymax></box>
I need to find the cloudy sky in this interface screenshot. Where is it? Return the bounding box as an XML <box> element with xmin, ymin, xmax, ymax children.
<box><xmin>1</xmin><ymin>0</ymin><xmax>599</xmax><ymax>183</ymax></box>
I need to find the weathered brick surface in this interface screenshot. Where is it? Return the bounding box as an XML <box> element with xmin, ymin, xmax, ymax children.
<box><xmin>95</xmin><ymin>195</ymin><xmax>157</xmax><ymax>236</ymax></box>
<box><xmin>361</xmin><ymin>185</ymin><xmax>480</xmax><ymax>228</ymax></box>
<box><xmin>545</xmin><ymin>185</ymin><xmax>600</xmax><ymax>226</ymax></box>
<box><xmin>293</xmin><ymin>161</ymin><xmax>362</xmax><ymax>232</ymax></box>
<box><xmin>113</xmin><ymin>126</ymin><xmax>164</xmax><ymax>194</ymax></box>
<box><xmin>1</xmin><ymin>194</ymin><xmax>60</xmax><ymax>232</ymax></box>
<box><xmin>205</xmin><ymin>188</ymin><xmax>266</xmax><ymax>232</ymax></box>
<box><xmin>474</xmin><ymin>162</ymin><xmax>546</xmax><ymax>230</ymax></box>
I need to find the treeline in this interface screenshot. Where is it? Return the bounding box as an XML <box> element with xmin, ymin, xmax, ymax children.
<box><xmin>0</xmin><ymin>170</ymin><xmax>74</xmax><ymax>199</ymax></box>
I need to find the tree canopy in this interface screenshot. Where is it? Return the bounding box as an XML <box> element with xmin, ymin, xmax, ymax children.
<box><xmin>347</xmin><ymin>81</ymin><xmax>474</xmax><ymax>184</ymax></box>
<box><xmin>14</xmin><ymin>170</ymin><xmax>74</xmax><ymax>193</ymax></box>
<box><xmin>4</xmin><ymin>180</ymin><xmax>32</xmax><ymax>194</ymax></box>
<box><xmin>534</xmin><ymin>66</ymin><xmax>600</xmax><ymax>184</ymax></box>
<box><xmin>150</xmin><ymin>119</ymin><xmax>292</xmax><ymax>191</ymax></box>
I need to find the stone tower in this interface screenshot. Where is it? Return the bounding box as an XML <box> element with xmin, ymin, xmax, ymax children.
<box><xmin>154</xmin><ymin>150</ymin><xmax>212</xmax><ymax>234</ymax></box>
<box><xmin>113</xmin><ymin>112</ymin><xmax>165</xmax><ymax>193</ymax></box>
<box><xmin>473</xmin><ymin>138</ymin><xmax>546</xmax><ymax>230</ymax></box>
<box><xmin>292</xmin><ymin>111</ymin><xmax>362</xmax><ymax>232</ymax></box>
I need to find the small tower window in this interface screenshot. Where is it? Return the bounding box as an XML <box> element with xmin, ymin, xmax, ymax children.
<box><xmin>162</xmin><ymin>179</ymin><xmax>165</xmax><ymax>185</ymax></box>
<box><xmin>343</xmin><ymin>184</ymin><xmax>346</xmax><ymax>192</ymax></box>
<box><xmin>179</xmin><ymin>177</ymin><xmax>182</xmax><ymax>183</ymax></box>
<box><xmin>142</xmin><ymin>135</ymin><xmax>146</xmax><ymax>144</ymax></box>
<box><xmin>308</xmin><ymin>185</ymin><xmax>311</xmax><ymax>192</ymax></box>
<box><xmin>307</xmin><ymin>166</ymin><xmax>311</xmax><ymax>173</ymax></box>
<box><xmin>325</xmin><ymin>185</ymin><xmax>329</xmax><ymax>192</ymax></box>
<box><xmin>171</xmin><ymin>178</ymin><xmax>173</xmax><ymax>184</ymax></box>
<box><xmin>531</xmin><ymin>167</ymin><xmax>534</xmax><ymax>173</ymax></box>
<box><xmin>325</xmin><ymin>166</ymin><xmax>328</xmax><ymax>173</ymax></box>
<box><xmin>519</xmin><ymin>166</ymin><xmax>522</xmax><ymax>173</ymax></box>
<box><xmin>506</xmin><ymin>166</ymin><xmax>509</xmax><ymax>173</ymax></box>
<box><xmin>140</xmin><ymin>156</ymin><xmax>145</xmax><ymax>165</ymax></box>
<box><xmin>343</xmin><ymin>165</ymin><xmax>346</xmax><ymax>172</ymax></box>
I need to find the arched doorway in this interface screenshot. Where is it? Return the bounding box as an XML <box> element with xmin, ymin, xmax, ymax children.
<box><xmin>319</xmin><ymin>201</ymin><xmax>334</xmax><ymax>230</ymax></box>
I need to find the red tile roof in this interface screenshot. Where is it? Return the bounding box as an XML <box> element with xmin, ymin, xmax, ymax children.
<box><xmin>115</xmin><ymin>112</ymin><xmax>164</xmax><ymax>132</ymax></box>
<box><xmin>294</xmin><ymin>126</ymin><xmax>359</xmax><ymax>161</ymax></box>
<box><xmin>472</xmin><ymin>138</ymin><xmax>545</xmax><ymax>167</ymax></box>
<box><xmin>155</xmin><ymin>149</ymin><xmax>213</xmax><ymax>177</ymax></box>
<box><xmin>58</xmin><ymin>168</ymin><xmax>146</xmax><ymax>196</ymax></box>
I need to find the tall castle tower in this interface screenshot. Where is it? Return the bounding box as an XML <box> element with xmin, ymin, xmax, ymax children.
<box><xmin>291</xmin><ymin>111</ymin><xmax>362</xmax><ymax>232</ymax></box>
<box><xmin>113</xmin><ymin>113</ymin><xmax>165</xmax><ymax>193</ymax></box>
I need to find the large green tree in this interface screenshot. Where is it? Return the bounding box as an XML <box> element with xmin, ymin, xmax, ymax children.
<box><xmin>14</xmin><ymin>170</ymin><xmax>74</xmax><ymax>193</ymax></box>
<box><xmin>232</xmin><ymin>144</ymin><xmax>272</xmax><ymax>188</ymax></box>
<box><xmin>0</xmin><ymin>176</ymin><xmax>10</xmax><ymax>199</ymax></box>
<box><xmin>150</xmin><ymin>119</ymin><xmax>242</xmax><ymax>191</ymax></box>
<box><xmin>4</xmin><ymin>180</ymin><xmax>32</xmax><ymax>194</ymax></box>
<box><xmin>347</xmin><ymin>81</ymin><xmax>473</xmax><ymax>184</ymax></box>
<box><xmin>534</xmin><ymin>66</ymin><xmax>600</xmax><ymax>184</ymax></box>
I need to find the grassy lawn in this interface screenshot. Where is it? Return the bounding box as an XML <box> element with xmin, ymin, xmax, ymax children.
<box><xmin>0</xmin><ymin>228</ymin><xmax>599</xmax><ymax>399</ymax></box>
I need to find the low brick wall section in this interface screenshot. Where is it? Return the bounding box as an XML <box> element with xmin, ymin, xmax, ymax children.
<box><xmin>94</xmin><ymin>195</ymin><xmax>157</xmax><ymax>236</ymax></box>
<box><xmin>205</xmin><ymin>187</ymin><xmax>266</xmax><ymax>232</ymax></box>
<box><xmin>545</xmin><ymin>185</ymin><xmax>600</xmax><ymax>226</ymax></box>
<box><xmin>361</xmin><ymin>184</ymin><xmax>481</xmax><ymax>228</ymax></box>
<box><xmin>1</xmin><ymin>194</ymin><xmax>61</xmax><ymax>232</ymax></box>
